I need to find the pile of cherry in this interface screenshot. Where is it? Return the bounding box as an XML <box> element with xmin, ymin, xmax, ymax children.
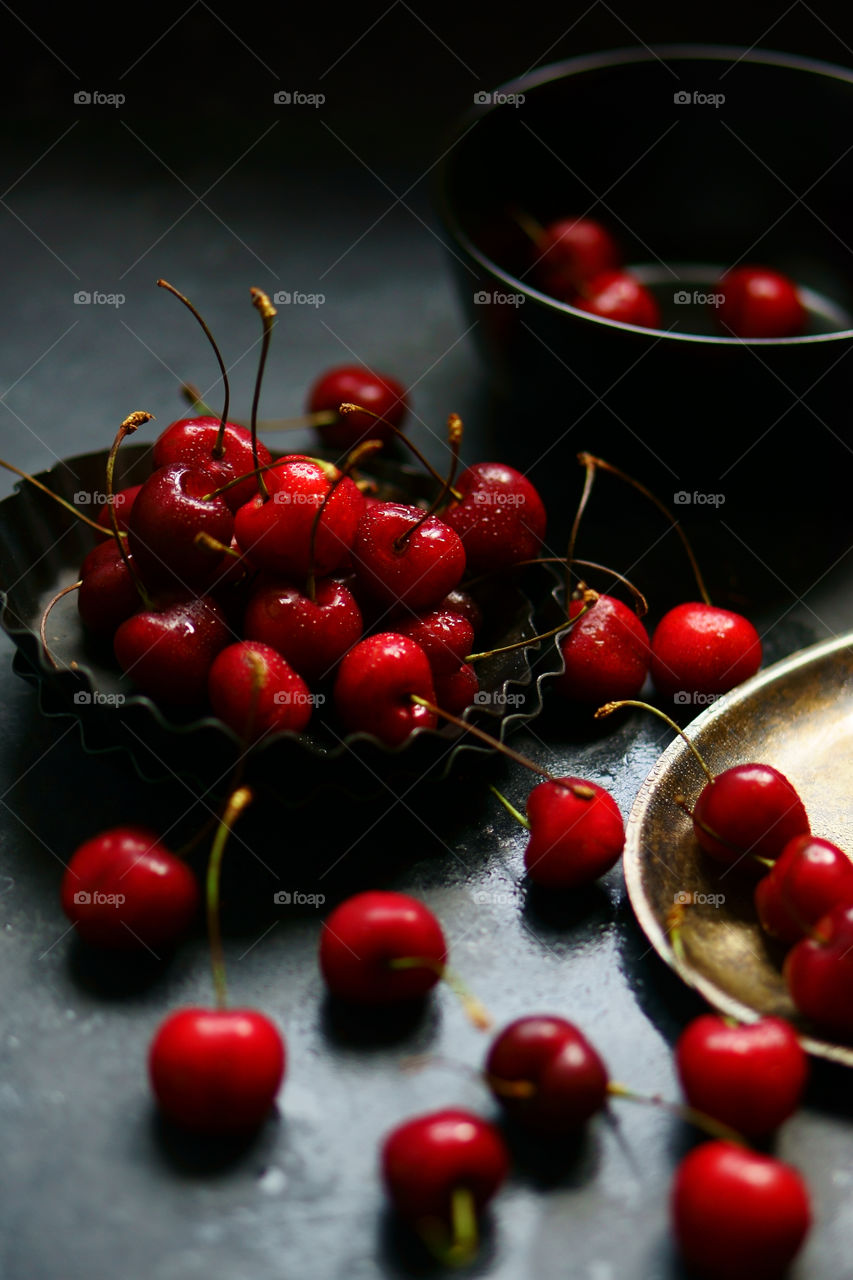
<box><xmin>518</xmin><ymin>211</ymin><xmax>807</xmax><ymax>337</ymax></box>
<box><xmin>18</xmin><ymin>278</ymin><xmax>850</xmax><ymax>1278</ymax></box>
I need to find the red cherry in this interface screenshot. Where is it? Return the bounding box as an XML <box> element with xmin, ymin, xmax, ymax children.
<box><xmin>672</xmin><ymin>1141</ymin><xmax>810</xmax><ymax>1280</ymax></box>
<box><xmin>77</xmin><ymin>539</ymin><xmax>143</xmax><ymax>635</ymax></box>
<box><xmin>573</xmin><ymin>270</ymin><xmax>660</xmax><ymax>328</ymax></box>
<box><xmin>334</xmin><ymin>632</ymin><xmax>438</xmax><ymax>744</ymax></box>
<box><xmin>153</xmin><ymin>417</ymin><xmax>272</xmax><ymax>512</ymax></box>
<box><xmin>235</xmin><ymin>455</ymin><xmax>364</xmax><ymax>579</ymax></box>
<box><xmin>243</xmin><ymin>576</ymin><xmax>363</xmax><ymax>683</ymax></box>
<box><xmin>113</xmin><ymin>594</ymin><xmax>230</xmax><ymax>706</ymax></box>
<box><xmin>208</xmin><ymin>640</ymin><xmax>313</xmax><ymax>739</ymax></box>
<box><xmin>307</xmin><ymin>365</ymin><xmax>408</xmax><ymax>450</ymax></box>
<box><xmin>60</xmin><ymin>826</ymin><xmax>198</xmax><ymax>952</ymax></box>
<box><xmin>552</xmin><ymin>595</ymin><xmax>649</xmax><ymax>705</ymax></box>
<box><xmin>717</xmin><ymin>267</ymin><xmax>805</xmax><ymax>339</ymax></box>
<box><xmin>524</xmin><ymin>776</ymin><xmax>625</xmax><ymax>889</ymax></box>
<box><xmin>96</xmin><ymin>484</ymin><xmax>141</xmax><ymax>535</ymax></box>
<box><xmin>675</xmin><ymin>1015</ymin><xmax>807</xmax><ymax>1137</ymax></box>
<box><xmin>650</xmin><ymin>602</ymin><xmax>762</xmax><ymax>700</ymax></box>
<box><xmin>395</xmin><ymin>609</ymin><xmax>474</xmax><ymax>676</ymax></box>
<box><xmin>351</xmin><ymin>503</ymin><xmax>466</xmax><ymax>612</ymax></box>
<box><xmin>785</xmin><ymin>903</ymin><xmax>853</xmax><ymax>1037</ymax></box>
<box><xmin>440</xmin><ymin>588</ymin><xmax>483</xmax><ymax>635</ymax></box>
<box><xmin>691</xmin><ymin>764</ymin><xmax>809</xmax><ymax>867</ymax></box>
<box><xmin>382</xmin><ymin>1108</ymin><xmax>508</xmax><ymax>1230</ymax></box>
<box><xmin>127</xmin><ymin>463</ymin><xmax>235</xmax><ymax>591</ymax></box>
<box><xmin>486</xmin><ymin>1015</ymin><xmax>608</xmax><ymax>1133</ymax></box>
<box><xmin>319</xmin><ymin>890</ymin><xmax>446</xmax><ymax>1004</ymax></box>
<box><xmin>756</xmin><ymin>835</ymin><xmax>853</xmax><ymax>945</ymax></box>
<box><xmin>534</xmin><ymin>217</ymin><xmax>620</xmax><ymax>297</ymax></box>
<box><xmin>433</xmin><ymin>662</ymin><xmax>479</xmax><ymax>714</ymax></box>
<box><xmin>149</xmin><ymin>1007</ymin><xmax>285</xmax><ymax>1133</ymax></box>
<box><xmin>442</xmin><ymin>463</ymin><xmax>546</xmax><ymax>574</ymax></box>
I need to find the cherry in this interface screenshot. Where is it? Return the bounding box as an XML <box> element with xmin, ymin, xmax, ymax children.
<box><xmin>77</xmin><ymin>538</ymin><xmax>143</xmax><ymax>635</ymax></box>
<box><xmin>785</xmin><ymin>903</ymin><xmax>853</xmax><ymax>1037</ymax></box>
<box><xmin>572</xmin><ymin>270</ymin><xmax>660</xmax><ymax>328</ymax></box>
<box><xmin>153</xmin><ymin>417</ymin><xmax>271</xmax><ymax>513</ymax></box>
<box><xmin>485</xmin><ymin>1015</ymin><xmax>608</xmax><ymax>1133</ymax></box>
<box><xmin>442</xmin><ymin>462</ymin><xmax>546</xmax><ymax>574</ymax></box>
<box><xmin>60</xmin><ymin>826</ymin><xmax>198</xmax><ymax>952</ymax></box>
<box><xmin>672</xmin><ymin>1140</ymin><xmax>810</xmax><ymax>1280</ymax></box>
<box><xmin>651</xmin><ymin>602</ymin><xmax>762</xmax><ymax>700</ymax></box>
<box><xmin>717</xmin><ymin>266</ymin><xmax>805</xmax><ymax>339</ymax></box>
<box><xmin>319</xmin><ymin>890</ymin><xmax>447</xmax><ymax>1004</ymax></box>
<box><xmin>433</xmin><ymin>662</ymin><xmax>479</xmax><ymax>714</ymax></box>
<box><xmin>552</xmin><ymin>594</ymin><xmax>649</xmax><ymax>704</ymax></box>
<box><xmin>382</xmin><ymin>1109</ymin><xmax>509</xmax><ymax>1264</ymax></box>
<box><xmin>334</xmin><ymin>632</ymin><xmax>438</xmax><ymax>744</ymax></box>
<box><xmin>114</xmin><ymin>594</ymin><xmax>231</xmax><ymax>706</ymax></box>
<box><xmin>127</xmin><ymin>462</ymin><xmax>235</xmax><ymax>590</ymax></box>
<box><xmin>524</xmin><ymin>776</ymin><xmax>625</xmax><ymax>889</ymax></box>
<box><xmin>235</xmin><ymin>455</ymin><xmax>365</xmax><ymax>579</ymax></box>
<box><xmin>149</xmin><ymin>1007</ymin><xmax>284</xmax><ymax>1133</ymax></box>
<box><xmin>351</xmin><ymin>502</ymin><xmax>466</xmax><ymax>612</ymax></box>
<box><xmin>395</xmin><ymin>608</ymin><xmax>474</xmax><ymax>675</ymax></box>
<box><xmin>675</xmin><ymin>1015</ymin><xmax>807</xmax><ymax>1138</ymax></box>
<box><xmin>95</xmin><ymin>484</ymin><xmax>141</xmax><ymax>534</ymax></box>
<box><xmin>533</xmin><ymin>216</ymin><xmax>620</xmax><ymax>297</ymax></box>
<box><xmin>244</xmin><ymin>575</ymin><xmax>363</xmax><ymax>683</ymax></box>
<box><xmin>756</xmin><ymin>835</ymin><xmax>853</xmax><ymax>945</ymax></box>
<box><xmin>440</xmin><ymin>587</ymin><xmax>483</xmax><ymax>635</ymax></box>
<box><xmin>208</xmin><ymin>640</ymin><xmax>313</xmax><ymax>739</ymax></box>
<box><xmin>307</xmin><ymin>364</ymin><xmax>408</xmax><ymax>450</ymax></box>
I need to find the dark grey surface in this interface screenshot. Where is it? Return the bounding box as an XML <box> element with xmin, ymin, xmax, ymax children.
<box><xmin>3</xmin><ymin>8</ymin><xmax>853</xmax><ymax>1279</ymax></box>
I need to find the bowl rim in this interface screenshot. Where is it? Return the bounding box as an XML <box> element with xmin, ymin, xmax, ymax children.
<box><xmin>436</xmin><ymin>42</ymin><xmax>853</xmax><ymax>346</ymax></box>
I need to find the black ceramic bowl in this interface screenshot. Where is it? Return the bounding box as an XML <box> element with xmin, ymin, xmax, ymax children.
<box><xmin>437</xmin><ymin>46</ymin><xmax>853</xmax><ymax>511</ymax></box>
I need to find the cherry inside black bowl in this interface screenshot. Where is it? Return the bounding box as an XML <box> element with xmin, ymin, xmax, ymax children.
<box><xmin>0</xmin><ymin>444</ymin><xmax>567</xmax><ymax>802</ymax></box>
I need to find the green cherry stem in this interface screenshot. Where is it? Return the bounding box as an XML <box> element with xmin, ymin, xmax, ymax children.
<box><xmin>465</xmin><ymin>605</ymin><xmax>588</xmax><ymax>664</ymax></box>
<box><xmin>507</xmin><ymin>206</ymin><xmax>546</xmax><ymax>244</ymax></box>
<box><xmin>463</xmin><ymin>556</ymin><xmax>648</xmax><ymax>617</ymax></box>
<box><xmin>106</xmin><ymin>412</ymin><xmax>155</xmax><ymax>609</ymax></box>
<box><xmin>595</xmin><ymin>699</ymin><xmax>715</xmax><ymax>785</ymax></box>
<box><xmin>249</xmin><ymin>288</ymin><xmax>277</xmax><ymax>500</ymax></box>
<box><xmin>606</xmin><ymin>1081</ymin><xmax>747</xmax><ymax>1146</ymax></box>
<box><xmin>206</xmin><ymin>785</ymin><xmax>253</xmax><ymax>1010</ymax></box>
<box><xmin>394</xmin><ymin>413</ymin><xmax>463</xmax><ymax>551</ymax></box>
<box><xmin>565</xmin><ymin>451</ymin><xmax>596</xmax><ymax>601</ymax></box>
<box><xmin>388</xmin><ymin>956</ymin><xmax>492</xmax><ymax>1030</ymax></box>
<box><xmin>0</xmin><ymin>459</ymin><xmax>109</xmax><ymax>536</ymax></box>
<box><xmin>157</xmin><ymin>280</ymin><xmax>230</xmax><ymax>458</ymax></box>
<box><xmin>489</xmin><ymin>784</ymin><xmax>530</xmax><ymax>830</ymax></box>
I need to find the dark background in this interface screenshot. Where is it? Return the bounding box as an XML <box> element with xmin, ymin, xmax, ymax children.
<box><xmin>1</xmin><ymin>4</ymin><xmax>853</xmax><ymax>1279</ymax></box>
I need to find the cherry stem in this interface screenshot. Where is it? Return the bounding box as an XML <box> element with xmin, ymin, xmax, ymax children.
<box><xmin>249</xmin><ymin>288</ymin><xmax>276</xmax><ymax>500</ymax></box>
<box><xmin>338</xmin><ymin>403</ymin><xmax>462</xmax><ymax>500</ymax></box>
<box><xmin>181</xmin><ymin>382</ymin><xmax>213</xmax><ymax>416</ymax></box>
<box><xmin>193</xmin><ymin>531</ymin><xmax>240</xmax><ymax>559</ymax></box>
<box><xmin>393</xmin><ymin>414</ymin><xmax>464</xmax><ymax>552</ymax></box>
<box><xmin>606</xmin><ymin>1081</ymin><xmax>747</xmax><ymax>1146</ymax></box>
<box><xmin>0</xmin><ymin>459</ymin><xmax>109</xmax><ymax>536</ymax></box>
<box><xmin>206</xmin><ymin>785</ymin><xmax>253</xmax><ymax>1011</ymax></box>
<box><xmin>465</xmin><ymin>605</ymin><xmax>587</xmax><ymax>663</ymax></box>
<box><xmin>388</xmin><ymin>956</ymin><xmax>492</xmax><ymax>1030</ymax></box>
<box><xmin>158</xmin><ymin>280</ymin><xmax>230</xmax><ymax>457</ymax></box>
<box><xmin>463</xmin><ymin>556</ymin><xmax>649</xmax><ymax>616</ymax></box>
<box><xmin>410</xmin><ymin>695</ymin><xmax>597</xmax><ymax>805</ymax></box>
<box><xmin>306</xmin><ymin>438</ymin><xmax>384</xmax><ymax>601</ymax></box>
<box><xmin>106</xmin><ymin>413</ymin><xmax>155</xmax><ymax>609</ymax></box>
<box><xmin>39</xmin><ymin>579</ymin><xmax>81</xmax><ymax>669</ymax></box>
<box><xmin>566</xmin><ymin>452</ymin><xmax>596</xmax><ymax>601</ymax></box>
<box><xmin>577</xmin><ymin>453</ymin><xmax>712</xmax><ymax>607</ymax></box>
<box><xmin>489</xmin><ymin>784</ymin><xmax>530</xmax><ymax>830</ymax></box>
<box><xmin>508</xmin><ymin>206</ymin><xmax>545</xmax><ymax>244</ymax></box>
<box><xmin>179</xmin><ymin>384</ymin><xmax>337</xmax><ymax>433</ymax></box>
<box><xmin>595</xmin><ymin>700</ymin><xmax>715</xmax><ymax>785</ymax></box>
<box><xmin>448</xmin><ymin>1187</ymin><xmax>479</xmax><ymax>1266</ymax></box>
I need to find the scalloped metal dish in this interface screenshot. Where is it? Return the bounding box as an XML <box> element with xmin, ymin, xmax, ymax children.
<box><xmin>624</xmin><ymin>630</ymin><xmax>853</xmax><ymax>1065</ymax></box>
<box><xmin>0</xmin><ymin>445</ymin><xmax>568</xmax><ymax>801</ymax></box>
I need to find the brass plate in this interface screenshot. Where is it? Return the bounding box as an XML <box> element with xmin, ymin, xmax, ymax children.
<box><xmin>624</xmin><ymin>631</ymin><xmax>853</xmax><ymax>1065</ymax></box>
